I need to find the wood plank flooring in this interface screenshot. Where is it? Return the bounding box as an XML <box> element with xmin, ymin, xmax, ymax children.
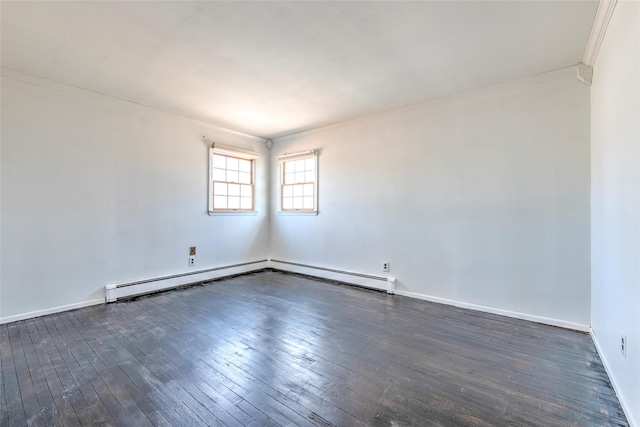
<box><xmin>0</xmin><ymin>271</ymin><xmax>629</xmax><ymax>426</ymax></box>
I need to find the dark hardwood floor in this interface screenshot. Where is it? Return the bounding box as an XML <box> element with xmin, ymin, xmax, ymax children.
<box><xmin>0</xmin><ymin>271</ymin><xmax>629</xmax><ymax>426</ymax></box>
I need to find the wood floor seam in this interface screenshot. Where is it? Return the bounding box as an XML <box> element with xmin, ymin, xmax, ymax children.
<box><xmin>0</xmin><ymin>271</ymin><xmax>629</xmax><ymax>426</ymax></box>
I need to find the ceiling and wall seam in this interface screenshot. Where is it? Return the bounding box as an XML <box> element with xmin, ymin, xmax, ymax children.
<box><xmin>1</xmin><ymin>1</ymin><xmax>599</xmax><ymax>139</ymax></box>
<box><xmin>272</xmin><ymin>65</ymin><xmax>581</xmax><ymax>141</ymax></box>
<box><xmin>0</xmin><ymin>66</ymin><xmax>266</xmax><ymax>142</ymax></box>
<box><xmin>583</xmin><ymin>0</ymin><xmax>619</xmax><ymax>67</ymax></box>
<box><xmin>2</xmin><ymin>64</ymin><xmax>580</xmax><ymax>145</ymax></box>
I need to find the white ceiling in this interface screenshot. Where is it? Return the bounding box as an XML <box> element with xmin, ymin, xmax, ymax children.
<box><xmin>1</xmin><ymin>1</ymin><xmax>597</xmax><ymax>139</ymax></box>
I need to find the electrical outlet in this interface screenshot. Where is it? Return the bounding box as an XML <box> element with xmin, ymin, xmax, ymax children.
<box><xmin>621</xmin><ymin>334</ymin><xmax>627</xmax><ymax>358</ymax></box>
<box><xmin>189</xmin><ymin>246</ymin><xmax>196</xmax><ymax>256</ymax></box>
<box><xmin>383</xmin><ymin>262</ymin><xmax>390</xmax><ymax>272</ymax></box>
<box><xmin>189</xmin><ymin>256</ymin><xmax>196</xmax><ymax>267</ymax></box>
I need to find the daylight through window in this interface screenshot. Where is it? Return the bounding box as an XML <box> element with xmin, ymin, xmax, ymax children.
<box><xmin>209</xmin><ymin>144</ymin><xmax>258</xmax><ymax>212</ymax></box>
<box><xmin>279</xmin><ymin>150</ymin><xmax>317</xmax><ymax>212</ymax></box>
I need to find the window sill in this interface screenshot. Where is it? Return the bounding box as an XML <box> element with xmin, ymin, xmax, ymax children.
<box><xmin>208</xmin><ymin>210</ymin><xmax>258</xmax><ymax>216</ymax></box>
<box><xmin>277</xmin><ymin>210</ymin><xmax>319</xmax><ymax>216</ymax></box>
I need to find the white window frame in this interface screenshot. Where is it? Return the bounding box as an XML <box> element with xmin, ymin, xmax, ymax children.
<box><xmin>278</xmin><ymin>150</ymin><xmax>318</xmax><ymax>215</ymax></box>
<box><xmin>208</xmin><ymin>143</ymin><xmax>259</xmax><ymax>216</ymax></box>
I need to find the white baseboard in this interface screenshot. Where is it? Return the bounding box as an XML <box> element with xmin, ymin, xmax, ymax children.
<box><xmin>106</xmin><ymin>259</ymin><xmax>269</xmax><ymax>302</ymax></box>
<box><xmin>590</xmin><ymin>328</ymin><xmax>636</xmax><ymax>427</ymax></box>
<box><xmin>269</xmin><ymin>259</ymin><xmax>589</xmax><ymax>332</ymax></box>
<box><xmin>268</xmin><ymin>259</ymin><xmax>394</xmax><ymax>292</ymax></box>
<box><xmin>395</xmin><ymin>289</ymin><xmax>590</xmax><ymax>332</ymax></box>
<box><xmin>0</xmin><ymin>298</ymin><xmax>104</xmax><ymax>325</ymax></box>
<box><xmin>1</xmin><ymin>260</ymin><xmax>589</xmax><ymax>336</ymax></box>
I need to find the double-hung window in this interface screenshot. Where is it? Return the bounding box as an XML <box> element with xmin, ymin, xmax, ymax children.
<box><xmin>209</xmin><ymin>144</ymin><xmax>258</xmax><ymax>213</ymax></box>
<box><xmin>279</xmin><ymin>150</ymin><xmax>318</xmax><ymax>213</ymax></box>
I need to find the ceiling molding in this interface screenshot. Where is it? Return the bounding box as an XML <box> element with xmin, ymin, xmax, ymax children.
<box><xmin>273</xmin><ymin>65</ymin><xmax>579</xmax><ymax>142</ymax></box>
<box><xmin>0</xmin><ymin>66</ymin><xmax>265</xmax><ymax>141</ymax></box>
<box><xmin>583</xmin><ymin>0</ymin><xmax>618</xmax><ymax>67</ymax></box>
<box><xmin>576</xmin><ymin>63</ymin><xmax>593</xmax><ymax>86</ymax></box>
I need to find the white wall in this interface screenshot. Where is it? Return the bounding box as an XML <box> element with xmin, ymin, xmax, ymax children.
<box><xmin>591</xmin><ymin>1</ymin><xmax>640</xmax><ymax>425</ymax></box>
<box><xmin>1</xmin><ymin>65</ymin><xmax>593</xmax><ymax>332</ymax></box>
<box><xmin>0</xmin><ymin>74</ymin><xmax>270</xmax><ymax>320</ymax></box>
<box><xmin>270</xmin><ymin>68</ymin><xmax>591</xmax><ymax>329</ymax></box>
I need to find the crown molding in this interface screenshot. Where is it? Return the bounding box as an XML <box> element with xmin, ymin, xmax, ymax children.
<box><xmin>273</xmin><ymin>65</ymin><xmax>579</xmax><ymax>142</ymax></box>
<box><xmin>2</xmin><ymin>63</ymin><xmax>581</xmax><ymax>144</ymax></box>
<box><xmin>577</xmin><ymin>62</ymin><xmax>594</xmax><ymax>86</ymax></box>
<box><xmin>0</xmin><ymin>66</ymin><xmax>265</xmax><ymax>141</ymax></box>
<box><xmin>583</xmin><ymin>0</ymin><xmax>618</xmax><ymax>67</ymax></box>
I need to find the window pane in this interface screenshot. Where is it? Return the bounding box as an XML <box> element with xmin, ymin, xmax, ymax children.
<box><xmin>227</xmin><ymin>170</ymin><xmax>239</xmax><ymax>183</ymax></box>
<box><xmin>303</xmin><ymin>196</ymin><xmax>314</xmax><ymax>209</ymax></box>
<box><xmin>228</xmin><ymin>183</ymin><xmax>240</xmax><ymax>196</ymax></box>
<box><xmin>280</xmin><ymin>156</ymin><xmax>316</xmax><ymax>211</ymax></box>
<box><xmin>227</xmin><ymin>157</ymin><xmax>239</xmax><ymax>171</ymax></box>
<box><xmin>284</xmin><ymin>172</ymin><xmax>294</xmax><ymax>184</ymax></box>
<box><xmin>305</xmin><ymin>171</ymin><xmax>315</xmax><ymax>183</ymax></box>
<box><xmin>239</xmin><ymin>172</ymin><xmax>251</xmax><ymax>184</ymax></box>
<box><xmin>305</xmin><ymin>158</ymin><xmax>315</xmax><ymax>171</ymax></box>
<box><xmin>213</xmin><ymin>195</ymin><xmax>227</xmax><ymax>209</ymax></box>
<box><xmin>239</xmin><ymin>159</ymin><xmax>251</xmax><ymax>173</ymax></box>
<box><xmin>240</xmin><ymin>197</ymin><xmax>252</xmax><ymax>210</ymax></box>
<box><xmin>228</xmin><ymin>196</ymin><xmax>240</xmax><ymax>209</ymax></box>
<box><xmin>240</xmin><ymin>184</ymin><xmax>252</xmax><ymax>198</ymax></box>
<box><xmin>213</xmin><ymin>168</ymin><xmax>226</xmax><ymax>182</ymax></box>
<box><xmin>213</xmin><ymin>154</ymin><xmax>226</xmax><ymax>169</ymax></box>
<box><xmin>303</xmin><ymin>183</ymin><xmax>314</xmax><ymax>196</ymax></box>
<box><xmin>213</xmin><ymin>182</ymin><xmax>227</xmax><ymax>195</ymax></box>
<box><xmin>211</xmin><ymin>153</ymin><xmax>257</xmax><ymax>211</ymax></box>
<box><xmin>283</xmin><ymin>197</ymin><xmax>293</xmax><ymax>210</ymax></box>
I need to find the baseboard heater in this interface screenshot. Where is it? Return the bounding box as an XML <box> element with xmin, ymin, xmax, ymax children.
<box><xmin>269</xmin><ymin>259</ymin><xmax>397</xmax><ymax>294</ymax></box>
<box><xmin>105</xmin><ymin>259</ymin><xmax>269</xmax><ymax>302</ymax></box>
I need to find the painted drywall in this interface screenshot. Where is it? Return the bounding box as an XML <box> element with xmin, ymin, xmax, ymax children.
<box><xmin>0</xmin><ymin>74</ymin><xmax>270</xmax><ymax>320</ymax></box>
<box><xmin>270</xmin><ymin>67</ymin><xmax>591</xmax><ymax>328</ymax></box>
<box><xmin>590</xmin><ymin>1</ymin><xmax>640</xmax><ymax>425</ymax></box>
<box><xmin>1</xmin><ymin>2</ymin><xmax>597</xmax><ymax>138</ymax></box>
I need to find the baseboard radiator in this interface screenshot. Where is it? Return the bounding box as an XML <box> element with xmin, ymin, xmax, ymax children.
<box><xmin>105</xmin><ymin>258</ymin><xmax>395</xmax><ymax>303</ymax></box>
<box><xmin>269</xmin><ymin>259</ymin><xmax>397</xmax><ymax>294</ymax></box>
<box><xmin>105</xmin><ymin>259</ymin><xmax>269</xmax><ymax>302</ymax></box>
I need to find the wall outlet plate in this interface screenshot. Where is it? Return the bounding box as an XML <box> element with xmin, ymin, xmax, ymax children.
<box><xmin>189</xmin><ymin>256</ymin><xmax>196</xmax><ymax>266</ymax></box>
<box><xmin>383</xmin><ymin>262</ymin><xmax>390</xmax><ymax>272</ymax></box>
<box><xmin>621</xmin><ymin>333</ymin><xmax>627</xmax><ymax>358</ymax></box>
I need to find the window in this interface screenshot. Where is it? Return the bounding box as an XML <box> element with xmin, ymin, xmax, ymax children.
<box><xmin>209</xmin><ymin>144</ymin><xmax>258</xmax><ymax>213</ymax></box>
<box><xmin>279</xmin><ymin>150</ymin><xmax>317</xmax><ymax>213</ymax></box>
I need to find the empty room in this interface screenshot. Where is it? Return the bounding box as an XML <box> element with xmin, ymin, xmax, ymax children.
<box><xmin>1</xmin><ymin>0</ymin><xmax>638</xmax><ymax>426</ymax></box>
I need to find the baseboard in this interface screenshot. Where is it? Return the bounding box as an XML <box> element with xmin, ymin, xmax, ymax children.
<box><xmin>0</xmin><ymin>298</ymin><xmax>104</xmax><ymax>325</ymax></box>
<box><xmin>106</xmin><ymin>259</ymin><xmax>270</xmax><ymax>302</ymax></box>
<box><xmin>396</xmin><ymin>291</ymin><xmax>589</xmax><ymax>332</ymax></box>
<box><xmin>268</xmin><ymin>259</ymin><xmax>589</xmax><ymax>331</ymax></box>
<box><xmin>395</xmin><ymin>289</ymin><xmax>590</xmax><ymax>332</ymax></box>
<box><xmin>590</xmin><ymin>328</ymin><xmax>636</xmax><ymax>427</ymax></box>
<box><xmin>1</xmin><ymin>260</ymin><xmax>589</xmax><ymax>335</ymax></box>
<box><xmin>268</xmin><ymin>259</ymin><xmax>396</xmax><ymax>293</ymax></box>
